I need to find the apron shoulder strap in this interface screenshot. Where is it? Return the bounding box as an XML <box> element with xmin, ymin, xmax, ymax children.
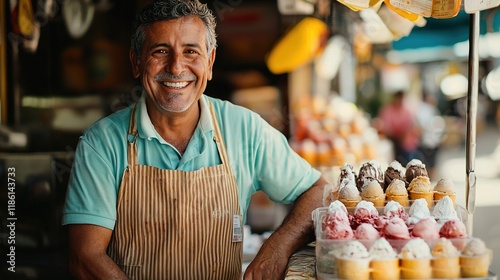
<box><xmin>208</xmin><ymin>100</ymin><xmax>231</xmax><ymax>166</ymax></box>
<box><xmin>127</xmin><ymin>103</ymin><xmax>139</xmax><ymax>167</ymax></box>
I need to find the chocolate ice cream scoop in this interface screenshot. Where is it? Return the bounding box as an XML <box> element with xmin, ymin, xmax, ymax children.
<box><xmin>339</xmin><ymin>163</ymin><xmax>357</xmax><ymax>183</ymax></box>
<box><xmin>356</xmin><ymin>160</ymin><xmax>384</xmax><ymax>191</ymax></box>
<box><xmin>384</xmin><ymin>160</ymin><xmax>405</xmax><ymax>191</ymax></box>
<box><xmin>405</xmin><ymin>159</ymin><xmax>428</xmax><ymax>185</ymax></box>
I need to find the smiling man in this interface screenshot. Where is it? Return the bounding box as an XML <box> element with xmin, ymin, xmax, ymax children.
<box><xmin>62</xmin><ymin>1</ymin><xmax>327</xmax><ymax>279</ymax></box>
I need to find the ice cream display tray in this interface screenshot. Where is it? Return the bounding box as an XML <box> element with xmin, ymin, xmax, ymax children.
<box><xmin>311</xmin><ymin>201</ymin><xmax>496</xmax><ymax>279</ymax></box>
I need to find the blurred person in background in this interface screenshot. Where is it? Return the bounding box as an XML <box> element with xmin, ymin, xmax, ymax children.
<box><xmin>416</xmin><ymin>92</ymin><xmax>445</xmax><ymax>180</ymax></box>
<box><xmin>374</xmin><ymin>90</ymin><xmax>420</xmax><ymax>166</ymax></box>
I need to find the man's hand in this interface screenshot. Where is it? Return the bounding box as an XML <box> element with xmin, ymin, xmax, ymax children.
<box><xmin>243</xmin><ymin>237</ymin><xmax>290</xmax><ymax>279</ymax></box>
<box><xmin>243</xmin><ymin>176</ymin><xmax>328</xmax><ymax>279</ymax></box>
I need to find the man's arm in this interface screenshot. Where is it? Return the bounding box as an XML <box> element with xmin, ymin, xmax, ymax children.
<box><xmin>243</xmin><ymin>176</ymin><xmax>328</xmax><ymax>280</ymax></box>
<box><xmin>68</xmin><ymin>224</ymin><xmax>128</xmax><ymax>280</ymax></box>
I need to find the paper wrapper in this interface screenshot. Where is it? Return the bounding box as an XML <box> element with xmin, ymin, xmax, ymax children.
<box><xmin>409</xmin><ymin>191</ymin><xmax>434</xmax><ymax>208</ymax></box>
<box><xmin>336</xmin><ymin>258</ymin><xmax>370</xmax><ymax>280</ymax></box>
<box><xmin>460</xmin><ymin>251</ymin><xmax>492</xmax><ymax>277</ymax></box>
<box><xmin>386</xmin><ymin>195</ymin><xmax>409</xmax><ymax>207</ymax></box>
<box><xmin>361</xmin><ymin>195</ymin><xmax>386</xmax><ymax>207</ymax></box>
<box><xmin>434</xmin><ymin>192</ymin><xmax>456</xmax><ymax>205</ymax></box>
<box><xmin>338</xmin><ymin>198</ymin><xmax>360</xmax><ymax>207</ymax></box>
<box><xmin>370</xmin><ymin>258</ymin><xmax>400</xmax><ymax>280</ymax></box>
<box><xmin>431</xmin><ymin>257</ymin><xmax>460</xmax><ymax>278</ymax></box>
<box><xmin>400</xmin><ymin>258</ymin><xmax>432</xmax><ymax>279</ymax></box>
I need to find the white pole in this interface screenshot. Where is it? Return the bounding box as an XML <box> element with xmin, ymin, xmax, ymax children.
<box><xmin>465</xmin><ymin>11</ymin><xmax>480</xmax><ymax>236</ymax></box>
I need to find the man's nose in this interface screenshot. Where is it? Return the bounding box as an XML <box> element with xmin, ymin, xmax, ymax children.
<box><xmin>166</xmin><ymin>53</ymin><xmax>184</xmax><ymax>76</ymax></box>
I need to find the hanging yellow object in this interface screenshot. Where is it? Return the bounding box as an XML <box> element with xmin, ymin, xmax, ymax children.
<box><xmin>337</xmin><ymin>0</ymin><xmax>364</xmax><ymax>11</ymax></box>
<box><xmin>432</xmin><ymin>0</ymin><xmax>461</xmax><ymax>18</ymax></box>
<box><xmin>18</xmin><ymin>0</ymin><xmax>35</xmax><ymax>38</ymax></box>
<box><xmin>336</xmin><ymin>0</ymin><xmax>381</xmax><ymax>11</ymax></box>
<box><xmin>388</xmin><ymin>0</ymin><xmax>433</xmax><ymax>17</ymax></box>
<box><xmin>338</xmin><ymin>0</ymin><xmax>370</xmax><ymax>10</ymax></box>
<box><xmin>383</xmin><ymin>0</ymin><xmax>421</xmax><ymax>22</ymax></box>
<box><xmin>266</xmin><ymin>17</ymin><xmax>328</xmax><ymax>75</ymax></box>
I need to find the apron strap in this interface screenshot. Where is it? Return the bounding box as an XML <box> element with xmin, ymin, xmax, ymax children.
<box><xmin>208</xmin><ymin>101</ymin><xmax>231</xmax><ymax>167</ymax></box>
<box><xmin>127</xmin><ymin>103</ymin><xmax>139</xmax><ymax>168</ymax></box>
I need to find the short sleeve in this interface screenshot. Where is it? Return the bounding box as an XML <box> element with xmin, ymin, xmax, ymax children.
<box><xmin>62</xmin><ymin>137</ymin><xmax>119</xmax><ymax>230</ymax></box>
<box><xmin>253</xmin><ymin>119</ymin><xmax>321</xmax><ymax>203</ymax></box>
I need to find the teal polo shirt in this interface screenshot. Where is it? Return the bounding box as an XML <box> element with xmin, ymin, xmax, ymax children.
<box><xmin>62</xmin><ymin>94</ymin><xmax>321</xmax><ymax>230</ymax></box>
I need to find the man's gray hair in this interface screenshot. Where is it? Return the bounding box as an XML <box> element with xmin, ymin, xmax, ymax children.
<box><xmin>131</xmin><ymin>0</ymin><xmax>217</xmax><ymax>57</ymax></box>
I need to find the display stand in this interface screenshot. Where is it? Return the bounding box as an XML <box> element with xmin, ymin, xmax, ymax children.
<box><xmin>280</xmin><ymin>3</ymin><xmax>496</xmax><ymax>280</ymax></box>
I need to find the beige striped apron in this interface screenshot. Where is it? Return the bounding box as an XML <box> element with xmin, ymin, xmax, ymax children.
<box><xmin>107</xmin><ymin>102</ymin><xmax>243</xmax><ymax>279</ymax></box>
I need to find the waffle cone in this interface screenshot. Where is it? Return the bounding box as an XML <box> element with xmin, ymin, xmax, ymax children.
<box><xmin>386</xmin><ymin>195</ymin><xmax>409</xmax><ymax>207</ymax></box>
<box><xmin>434</xmin><ymin>192</ymin><xmax>456</xmax><ymax>205</ymax></box>
<box><xmin>370</xmin><ymin>258</ymin><xmax>400</xmax><ymax>280</ymax></box>
<box><xmin>338</xmin><ymin>198</ymin><xmax>360</xmax><ymax>207</ymax></box>
<box><xmin>400</xmin><ymin>258</ymin><xmax>432</xmax><ymax>279</ymax></box>
<box><xmin>431</xmin><ymin>257</ymin><xmax>460</xmax><ymax>278</ymax></box>
<box><xmin>460</xmin><ymin>253</ymin><xmax>491</xmax><ymax>277</ymax></box>
<box><xmin>362</xmin><ymin>195</ymin><xmax>386</xmax><ymax>207</ymax></box>
<box><xmin>336</xmin><ymin>258</ymin><xmax>370</xmax><ymax>280</ymax></box>
<box><xmin>409</xmin><ymin>191</ymin><xmax>434</xmax><ymax>208</ymax></box>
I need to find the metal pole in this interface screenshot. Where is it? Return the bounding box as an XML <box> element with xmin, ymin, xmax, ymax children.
<box><xmin>465</xmin><ymin>11</ymin><xmax>480</xmax><ymax>236</ymax></box>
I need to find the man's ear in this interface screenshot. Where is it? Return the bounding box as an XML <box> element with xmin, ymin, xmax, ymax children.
<box><xmin>130</xmin><ymin>49</ymin><xmax>140</xmax><ymax>78</ymax></box>
<box><xmin>207</xmin><ymin>48</ymin><xmax>216</xmax><ymax>81</ymax></box>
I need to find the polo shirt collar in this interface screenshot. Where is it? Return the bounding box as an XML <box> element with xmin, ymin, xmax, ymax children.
<box><xmin>137</xmin><ymin>94</ymin><xmax>214</xmax><ymax>143</ymax></box>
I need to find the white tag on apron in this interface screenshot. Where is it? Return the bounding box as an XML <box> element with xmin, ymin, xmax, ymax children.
<box><xmin>232</xmin><ymin>215</ymin><xmax>243</xmax><ymax>242</ymax></box>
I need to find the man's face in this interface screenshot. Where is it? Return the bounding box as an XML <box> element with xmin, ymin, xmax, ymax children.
<box><xmin>131</xmin><ymin>16</ymin><xmax>216</xmax><ymax>114</ymax></box>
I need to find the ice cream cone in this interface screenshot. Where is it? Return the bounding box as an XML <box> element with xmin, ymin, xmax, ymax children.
<box><xmin>409</xmin><ymin>191</ymin><xmax>434</xmax><ymax>208</ymax></box>
<box><xmin>386</xmin><ymin>195</ymin><xmax>409</xmax><ymax>207</ymax></box>
<box><xmin>460</xmin><ymin>253</ymin><xmax>491</xmax><ymax>277</ymax></box>
<box><xmin>370</xmin><ymin>258</ymin><xmax>400</xmax><ymax>280</ymax></box>
<box><xmin>336</xmin><ymin>258</ymin><xmax>370</xmax><ymax>280</ymax></box>
<box><xmin>400</xmin><ymin>258</ymin><xmax>432</xmax><ymax>279</ymax></box>
<box><xmin>434</xmin><ymin>192</ymin><xmax>456</xmax><ymax>205</ymax></box>
<box><xmin>338</xmin><ymin>198</ymin><xmax>360</xmax><ymax>207</ymax></box>
<box><xmin>362</xmin><ymin>195</ymin><xmax>386</xmax><ymax>207</ymax></box>
<box><xmin>431</xmin><ymin>257</ymin><xmax>460</xmax><ymax>278</ymax></box>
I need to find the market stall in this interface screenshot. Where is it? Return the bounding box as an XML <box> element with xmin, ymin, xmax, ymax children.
<box><xmin>266</xmin><ymin>0</ymin><xmax>500</xmax><ymax>278</ymax></box>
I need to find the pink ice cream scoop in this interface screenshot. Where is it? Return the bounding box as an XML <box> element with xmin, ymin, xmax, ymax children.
<box><xmin>411</xmin><ymin>217</ymin><xmax>439</xmax><ymax>239</ymax></box>
<box><xmin>325</xmin><ymin>221</ymin><xmax>354</xmax><ymax>239</ymax></box>
<box><xmin>439</xmin><ymin>219</ymin><xmax>467</xmax><ymax>239</ymax></box>
<box><xmin>383</xmin><ymin>200</ymin><xmax>408</xmax><ymax>221</ymax></box>
<box><xmin>355</xmin><ymin>223</ymin><xmax>380</xmax><ymax>240</ymax></box>
<box><xmin>352</xmin><ymin>201</ymin><xmax>379</xmax><ymax>229</ymax></box>
<box><xmin>375</xmin><ymin>215</ymin><xmax>390</xmax><ymax>231</ymax></box>
<box><xmin>384</xmin><ymin>217</ymin><xmax>410</xmax><ymax>240</ymax></box>
<box><xmin>325</xmin><ymin>209</ymin><xmax>350</xmax><ymax>225</ymax></box>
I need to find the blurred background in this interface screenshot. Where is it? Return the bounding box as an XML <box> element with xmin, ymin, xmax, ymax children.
<box><xmin>1</xmin><ymin>0</ymin><xmax>500</xmax><ymax>278</ymax></box>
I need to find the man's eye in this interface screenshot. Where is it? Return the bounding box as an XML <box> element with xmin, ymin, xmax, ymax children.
<box><xmin>153</xmin><ymin>49</ymin><xmax>167</xmax><ymax>55</ymax></box>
